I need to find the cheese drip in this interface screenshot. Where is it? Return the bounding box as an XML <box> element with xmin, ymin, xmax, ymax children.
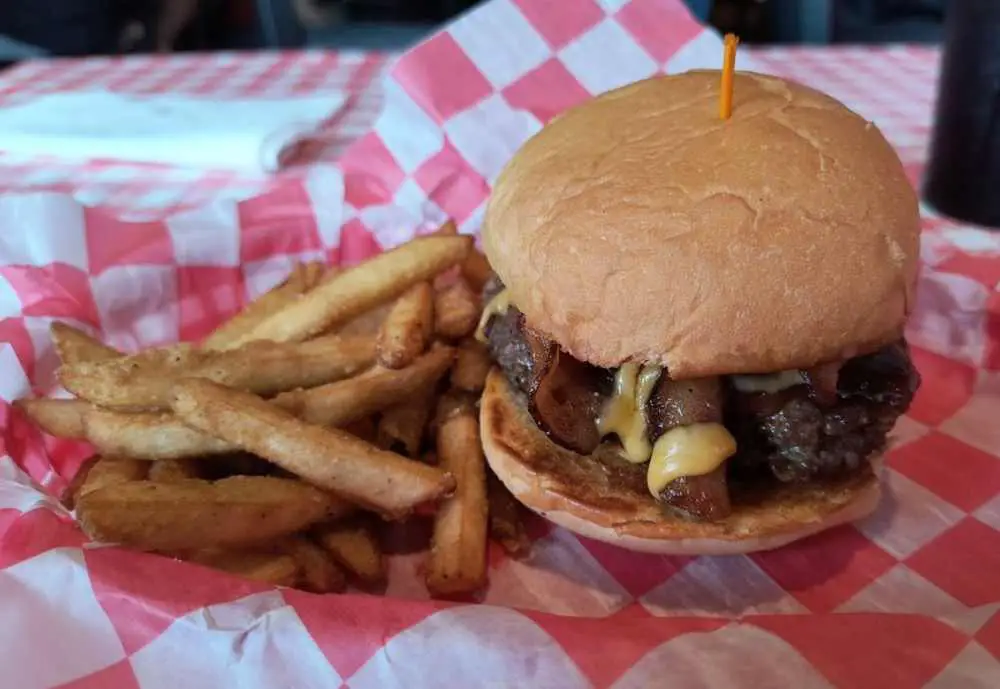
<box><xmin>596</xmin><ymin>363</ymin><xmax>663</xmax><ymax>464</ymax></box>
<box><xmin>646</xmin><ymin>423</ymin><xmax>737</xmax><ymax>495</ymax></box>
<box><xmin>475</xmin><ymin>288</ymin><xmax>512</xmax><ymax>342</ymax></box>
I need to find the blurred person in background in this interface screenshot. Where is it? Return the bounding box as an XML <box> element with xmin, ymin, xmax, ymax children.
<box><xmin>156</xmin><ymin>0</ymin><xmax>201</xmax><ymax>50</ymax></box>
<box><xmin>0</xmin><ymin>0</ymin><xmax>211</xmax><ymax>56</ymax></box>
<box><xmin>2</xmin><ymin>0</ymin><xmax>152</xmax><ymax>55</ymax></box>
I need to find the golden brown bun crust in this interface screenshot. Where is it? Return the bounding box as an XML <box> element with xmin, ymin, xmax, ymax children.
<box><xmin>481</xmin><ymin>370</ymin><xmax>881</xmax><ymax>554</ymax></box>
<box><xmin>482</xmin><ymin>71</ymin><xmax>919</xmax><ymax>377</ymax></box>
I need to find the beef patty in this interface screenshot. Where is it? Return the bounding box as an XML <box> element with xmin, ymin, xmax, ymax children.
<box><xmin>482</xmin><ymin>276</ymin><xmax>920</xmax><ymax>521</ymax></box>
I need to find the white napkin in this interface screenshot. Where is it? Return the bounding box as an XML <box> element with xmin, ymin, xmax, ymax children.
<box><xmin>0</xmin><ymin>90</ymin><xmax>347</xmax><ymax>173</ymax></box>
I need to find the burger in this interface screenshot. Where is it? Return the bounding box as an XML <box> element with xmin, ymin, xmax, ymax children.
<box><xmin>476</xmin><ymin>71</ymin><xmax>921</xmax><ymax>554</ymax></box>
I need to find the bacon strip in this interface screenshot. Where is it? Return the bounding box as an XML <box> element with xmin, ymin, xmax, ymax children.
<box><xmin>647</xmin><ymin>376</ymin><xmax>731</xmax><ymax>520</ymax></box>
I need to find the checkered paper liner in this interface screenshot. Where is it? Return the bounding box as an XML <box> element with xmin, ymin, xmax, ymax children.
<box><xmin>2</xmin><ymin>0</ymin><xmax>1000</xmax><ymax>687</ymax></box>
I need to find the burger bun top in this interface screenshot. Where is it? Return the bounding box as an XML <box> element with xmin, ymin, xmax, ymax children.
<box><xmin>482</xmin><ymin>71</ymin><xmax>920</xmax><ymax>378</ymax></box>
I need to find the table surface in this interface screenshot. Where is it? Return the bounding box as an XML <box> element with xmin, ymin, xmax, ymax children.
<box><xmin>0</xmin><ymin>45</ymin><xmax>939</xmax><ymax>220</ymax></box>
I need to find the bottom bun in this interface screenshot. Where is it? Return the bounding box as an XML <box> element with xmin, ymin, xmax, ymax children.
<box><xmin>481</xmin><ymin>369</ymin><xmax>881</xmax><ymax>555</ymax></box>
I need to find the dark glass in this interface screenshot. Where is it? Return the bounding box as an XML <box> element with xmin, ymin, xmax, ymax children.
<box><xmin>923</xmin><ymin>1</ymin><xmax>1000</xmax><ymax>228</ymax></box>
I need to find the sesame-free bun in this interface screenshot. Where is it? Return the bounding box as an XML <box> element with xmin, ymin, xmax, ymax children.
<box><xmin>481</xmin><ymin>370</ymin><xmax>881</xmax><ymax>555</ymax></box>
<box><xmin>482</xmin><ymin>71</ymin><xmax>920</xmax><ymax>378</ymax></box>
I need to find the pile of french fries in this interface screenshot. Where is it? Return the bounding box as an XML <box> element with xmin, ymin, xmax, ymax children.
<box><xmin>16</xmin><ymin>223</ymin><xmax>529</xmax><ymax>597</ymax></box>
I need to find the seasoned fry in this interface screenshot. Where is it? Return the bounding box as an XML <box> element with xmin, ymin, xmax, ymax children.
<box><xmin>318</xmin><ymin>265</ymin><xmax>340</xmax><ymax>286</ymax></box>
<box><xmin>450</xmin><ymin>339</ymin><xmax>492</xmax><ymax>393</ymax></box>
<box><xmin>315</xmin><ymin>520</ymin><xmax>385</xmax><ymax>587</ymax></box>
<box><xmin>77</xmin><ymin>456</ymin><xmax>148</xmax><ymax>500</ymax></box>
<box><xmin>230</xmin><ymin>235</ymin><xmax>472</xmax><ymax>346</ymax></box>
<box><xmin>193</xmin><ymin>549</ymin><xmax>300</xmax><ymax>587</ymax></box>
<box><xmin>376</xmin><ymin>282</ymin><xmax>434</xmax><ymax>369</ymax></box>
<box><xmin>334</xmin><ymin>303</ymin><xmax>389</xmax><ymax>337</ymax></box>
<box><xmin>283</xmin><ymin>536</ymin><xmax>347</xmax><ymax>593</ymax></box>
<box><xmin>426</xmin><ymin>401</ymin><xmax>489</xmax><ymax>597</ymax></box>
<box><xmin>461</xmin><ymin>248</ymin><xmax>492</xmax><ymax>294</ymax></box>
<box><xmin>300</xmin><ymin>261</ymin><xmax>327</xmax><ymax>290</ymax></box>
<box><xmin>61</xmin><ymin>454</ymin><xmax>102</xmax><ymax>509</ymax></box>
<box><xmin>286</xmin><ymin>262</ymin><xmax>312</xmax><ymax>291</ymax></box>
<box><xmin>202</xmin><ymin>266</ymin><xmax>311</xmax><ymax>350</ymax></box>
<box><xmin>15</xmin><ymin>398</ymin><xmax>90</xmax><ymax>438</ymax></box>
<box><xmin>171</xmin><ymin>379</ymin><xmax>455</xmax><ymax>519</ymax></box>
<box><xmin>76</xmin><ymin>476</ymin><xmax>335</xmax><ymax>551</ymax></box>
<box><xmin>82</xmin><ymin>348</ymin><xmax>453</xmax><ymax>461</ymax></box>
<box><xmin>377</xmin><ymin>393</ymin><xmax>433</xmax><ymax>458</ymax></box>
<box><xmin>343</xmin><ymin>416</ymin><xmax>377</xmax><ymax>444</ymax></box>
<box><xmin>431</xmin><ymin>390</ymin><xmax>479</xmax><ymax>440</ymax></box>
<box><xmin>85</xmin><ymin>408</ymin><xmax>236</xmax><ymax>459</ymax></box>
<box><xmin>434</xmin><ymin>278</ymin><xmax>480</xmax><ymax>340</ymax></box>
<box><xmin>148</xmin><ymin>458</ymin><xmax>202</xmax><ymax>483</ymax></box>
<box><xmin>61</xmin><ymin>335</ymin><xmax>375</xmax><ymax>410</ymax></box>
<box><xmin>51</xmin><ymin>322</ymin><xmax>121</xmax><ymax>364</ymax></box>
<box><xmin>272</xmin><ymin>345</ymin><xmax>454</xmax><ymax>427</ymax></box>
<box><xmin>488</xmin><ymin>474</ymin><xmax>531</xmax><ymax>558</ymax></box>
<box><xmin>431</xmin><ymin>220</ymin><xmax>458</xmax><ymax>236</ymax></box>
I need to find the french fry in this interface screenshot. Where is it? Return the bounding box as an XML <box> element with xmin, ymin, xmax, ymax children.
<box><xmin>77</xmin><ymin>456</ymin><xmax>148</xmax><ymax>500</ymax></box>
<box><xmin>343</xmin><ymin>416</ymin><xmax>378</xmax><ymax>444</ymax></box>
<box><xmin>15</xmin><ymin>398</ymin><xmax>90</xmax><ymax>438</ymax></box>
<box><xmin>450</xmin><ymin>339</ymin><xmax>492</xmax><ymax>393</ymax></box>
<box><xmin>431</xmin><ymin>390</ymin><xmax>479</xmax><ymax>441</ymax></box>
<box><xmin>82</xmin><ymin>348</ymin><xmax>454</xmax><ymax>461</ymax></box>
<box><xmin>488</xmin><ymin>474</ymin><xmax>531</xmax><ymax>558</ymax></box>
<box><xmin>334</xmin><ymin>303</ymin><xmax>389</xmax><ymax>337</ymax></box>
<box><xmin>461</xmin><ymin>248</ymin><xmax>492</xmax><ymax>294</ymax></box>
<box><xmin>377</xmin><ymin>393</ymin><xmax>433</xmax><ymax>458</ymax></box>
<box><xmin>318</xmin><ymin>265</ymin><xmax>341</xmax><ymax>286</ymax></box>
<box><xmin>314</xmin><ymin>519</ymin><xmax>385</xmax><ymax>587</ymax></box>
<box><xmin>85</xmin><ymin>408</ymin><xmax>236</xmax><ymax>460</ymax></box>
<box><xmin>286</xmin><ymin>262</ymin><xmax>312</xmax><ymax>290</ymax></box>
<box><xmin>272</xmin><ymin>345</ymin><xmax>454</xmax><ymax>427</ymax></box>
<box><xmin>300</xmin><ymin>261</ymin><xmax>327</xmax><ymax>290</ymax></box>
<box><xmin>61</xmin><ymin>335</ymin><xmax>376</xmax><ymax>410</ymax></box>
<box><xmin>61</xmin><ymin>454</ymin><xmax>102</xmax><ymax>509</ymax></box>
<box><xmin>202</xmin><ymin>266</ymin><xmax>312</xmax><ymax>350</ymax></box>
<box><xmin>51</xmin><ymin>322</ymin><xmax>121</xmax><ymax>364</ymax></box>
<box><xmin>283</xmin><ymin>536</ymin><xmax>347</xmax><ymax>593</ymax></box>
<box><xmin>148</xmin><ymin>458</ymin><xmax>202</xmax><ymax>483</ymax></box>
<box><xmin>76</xmin><ymin>476</ymin><xmax>335</xmax><ymax>551</ymax></box>
<box><xmin>230</xmin><ymin>235</ymin><xmax>472</xmax><ymax>346</ymax></box>
<box><xmin>432</xmin><ymin>220</ymin><xmax>458</xmax><ymax>236</ymax></box>
<box><xmin>193</xmin><ymin>549</ymin><xmax>300</xmax><ymax>587</ymax></box>
<box><xmin>426</xmin><ymin>400</ymin><xmax>489</xmax><ymax>597</ymax></box>
<box><xmin>77</xmin><ymin>438</ymin><xmax>357</xmax><ymax>519</ymax></box>
<box><xmin>434</xmin><ymin>278</ymin><xmax>480</xmax><ymax>340</ymax></box>
<box><xmin>376</xmin><ymin>282</ymin><xmax>434</xmax><ymax>369</ymax></box>
<box><xmin>171</xmin><ymin>379</ymin><xmax>455</xmax><ymax>519</ymax></box>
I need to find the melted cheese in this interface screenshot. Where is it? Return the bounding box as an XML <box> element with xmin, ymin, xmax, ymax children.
<box><xmin>730</xmin><ymin>370</ymin><xmax>804</xmax><ymax>394</ymax></box>
<box><xmin>475</xmin><ymin>288</ymin><xmax>513</xmax><ymax>342</ymax></box>
<box><xmin>596</xmin><ymin>363</ymin><xmax>663</xmax><ymax>464</ymax></box>
<box><xmin>646</xmin><ymin>423</ymin><xmax>737</xmax><ymax>496</ymax></box>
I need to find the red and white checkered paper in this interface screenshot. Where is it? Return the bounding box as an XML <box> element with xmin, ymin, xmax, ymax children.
<box><xmin>2</xmin><ymin>1</ymin><xmax>1000</xmax><ymax>687</ymax></box>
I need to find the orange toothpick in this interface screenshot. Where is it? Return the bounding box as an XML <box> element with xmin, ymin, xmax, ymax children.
<box><xmin>719</xmin><ymin>33</ymin><xmax>739</xmax><ymax>120</ymax></box>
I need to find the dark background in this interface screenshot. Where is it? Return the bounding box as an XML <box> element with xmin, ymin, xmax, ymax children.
<box><xmin>0</xmin><ymin>0</ymin><xmax>947</xmax><ymax>60</ymax></box>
